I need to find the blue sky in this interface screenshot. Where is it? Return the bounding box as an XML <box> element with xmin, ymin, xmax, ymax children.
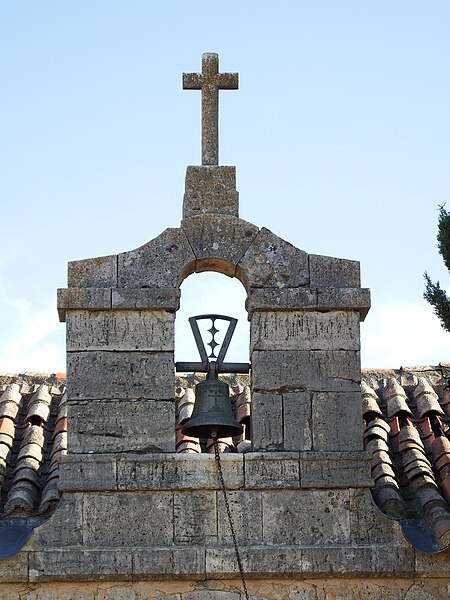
<box><xmin>0</xmin><ymin>1</ymin><xmax>449</xmax><ymax>372</ymax></box>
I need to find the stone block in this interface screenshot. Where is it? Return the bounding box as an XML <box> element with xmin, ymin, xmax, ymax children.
<box><xmin>238</xmin><ymin>228</ymin><xmax>309</xmax><ymax>289</ymax></box>
<box><xmin>250</xmin><ymin>311</ymin><xmax>360</xmax><ymax>352</ymax></box>
<box><xmin>300</xmin><ymin>545</ymin><xmax>415</xmax><ymax>576</ymax></box>
<box><xmin>283</xmin><ymin>391</ymin><xmax>312</xmax><ymax>451</ymax></box>
<box><xmin>66</xmin><ymin>310</ymin><xmax>174</xmax><ymax>351</ymax></box>
<box><xmin>57</xmin><ymin>288</ymin><xmax>111</xmax><ymax>322</ymax></box>
<box><xmin>251</xmin><ymin>393</ymin><xmax>283</xmax><ymax>451</ymax></box>
<box><xmin>67</xmin><ymin>351</ymin><xmax>174</xmax><ymax>400</ymax></box>
<box><xmin>133</xmin><ymin>548</ymin><xmax>206</xmax><ymax>579</ymax></box>
<box><xmin>83</xmin><ymin>491</ymin><xmax>173</xmax><ymax>547</ymax></box>
<box><xmin>117</xmin><ymin>453</ymin><xmax>243</xmax><ymax>490</ymax></box>
<box><xmin>350</xmin><ymin>489</ymin><xmax>404</xmax><ymax>544</ymax></box>
<box><xmin>300</xmin><ymin>452</ymin><xmax>372</xmax><ymax>488</ymax></box>
<box><xmin>118</xmin><ymin>228</ymin><xmax>195</xmax><ymax>288</ymax></box>
<box><xmin>182</xmin><ymin>215</ymin><xmax>259</xmax><ymax>278</ymax></box>
<box><xmin>309</xmin><ymin>254</ymin><xmax>361</xmax><ymax>288</ymax></box>
<box><xmin>317</xmin><ymin>287</ymin><xmax>371</xmax><ymax>321</ymax></box>
<box><xmin>29</xmin><ymin>492</ymin><xmax>83</xmax><ymax>549</ymax></box>
<box><xmin>29</xmin><ymin>549</ymin><xmax>133</xmax><ymax>581</ymax></box>
<box><xmin>244</xmin><ymin>452</ymin><xmax>300</xmax><ymax>488</ymax></box>
<box><xmin>415</xmin><ymin>549</ymin><xmax>450</xmax><ymax>575</ymax></box>
<box><xmin>68</xmin><ymin>255</ymin><xmax>118</xmax><ymax>288</ymax></box>
<box><xmin>262</xmin><ymin>489</ymin><xmax>350</xmax><ymax>545</ymax></box>
<box><xmin>173</xmin><ymin>491</ymin><xmax>217</xmax><ymax>545</ymax></box>
<box><xmin>246</xmin><ymin>287</ymin><xmax>317</xmax><ymax>314</ymax></box>
<box><xmin>0</xmin><ymin>551</ymin><xmax>28</xmax><ymax>582</ymax></box>
<box><xmin>58</xmin><ymin>455</ymin><xmax>117</xmax><ymax>491</ymax></box>
<box><xmin>183</xmin><ymin>165</ymin><xmax>239</xmax><ymax>219</ymax></box>
<box><xmin>205</xmin><ymin>546</ymin><xmax>303</xmax><ymax>578</ymax></box>
<box><xmin>112</xmin><ymin>287</ymin><xmax>180</xmax><ymax>311</ymax></box>
<box><xmin>251</xmin><ymin>350</ymin><xmax>360</xmax><ymax>393</ymax></box>
<box><xmin>68</xmin><ymin>399</ymin><xmax>175</xmax><ymax>453</ymax></box>
<box><xmin>217</xmin><ymin>490</ymin><xmax>263</xmax><ymax>545</ymax></box>
<box><xmin>311</xmin><ymin>391</ymin><xmax>363</xmax><ymax>452</ymax></box>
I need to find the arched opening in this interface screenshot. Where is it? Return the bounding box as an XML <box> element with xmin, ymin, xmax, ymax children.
<box><xmin>175</xmin><ymin>271</ymin><xmax>251</xmax><ymax>454</ymax></box>
<box><xmin>175</xmin><ymin>271</ymin><xmax>249</xmax><ymax>366</ymax></box>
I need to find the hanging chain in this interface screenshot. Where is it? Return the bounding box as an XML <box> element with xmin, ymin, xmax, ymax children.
<box><xmin>214</xmin><ymin>440</ymin><xmax>250</xmax><ymax>600</ymax></box>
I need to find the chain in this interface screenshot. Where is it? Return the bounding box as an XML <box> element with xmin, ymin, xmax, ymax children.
<box><xmin>214</xmin><ymin>440</ymin><xmax>250</xmax><ymax>600</ymax></box>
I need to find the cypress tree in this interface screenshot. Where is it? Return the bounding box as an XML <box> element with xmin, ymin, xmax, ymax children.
<box><xmin>424</xmin><ymin>205</ymin><xmax>450</xmax><ymax>332</ymax></box>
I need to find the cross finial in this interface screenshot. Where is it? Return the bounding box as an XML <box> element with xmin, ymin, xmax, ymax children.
<box><xmin>183</xmin><ymin>53</ymin><xmax>238</xmax><ymax>166</ymax></box>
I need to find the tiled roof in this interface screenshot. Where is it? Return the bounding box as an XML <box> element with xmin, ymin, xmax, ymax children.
<box><xmin>3</xmin><ymin>365</ymin><xmax>450</xmax><ymax>554</ymax></box>
<box><xmin>0</xmin><ymin>373</ymin><xmax>67</xmax><ymax>518</ymax></box>
<box><xmin>362</xmin><ymin>364</ymin><xmax>450</xmax><ymax>553</ymax></box>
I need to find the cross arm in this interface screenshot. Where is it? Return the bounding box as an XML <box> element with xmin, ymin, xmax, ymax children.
<box><xmin>217</xmin><ymin>73</ymin><xmax>238</xmax><ymax>90</ymax></box>
<box><xmin>183</xmin><ymin>73</ymin><xmax>202</xmax><ymax>90</ymax></box>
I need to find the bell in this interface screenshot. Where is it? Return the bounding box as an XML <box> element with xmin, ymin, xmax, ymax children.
<box><xmin>182</xmin><ymin>364</ymin><xmax>242</xmax><ymax>439</ymax></box>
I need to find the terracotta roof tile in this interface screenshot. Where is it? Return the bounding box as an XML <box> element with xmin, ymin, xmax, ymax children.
<box><xmin>0</xmin><ymin>373</ymin><xmax>66</xmax><ymax>518</ymax></box>
<box><xmin>362</xmin><ymin>365</ymin><xmax>450</xmax><ymax>552</ymax></box>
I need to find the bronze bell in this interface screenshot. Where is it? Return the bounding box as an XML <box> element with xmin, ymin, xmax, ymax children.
<box><xmin>182</xmin><ymin>362</ymin><xmax>242</xmax><ymax>439</ymax></box>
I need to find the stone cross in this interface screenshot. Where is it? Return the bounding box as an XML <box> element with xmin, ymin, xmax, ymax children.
<box><xmin>183</xmin><ymin>53</ymin><xmax>238</xmax><ymax>166</ymax></box>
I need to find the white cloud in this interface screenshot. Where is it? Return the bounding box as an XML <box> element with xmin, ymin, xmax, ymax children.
<box><xmin>361</xmin><ymin>302</ymin><xmax>449</xmax><ymax>369</ymax></box>
<box><xmin>0</xmin><ymin>295</ymin><xmax>65</xmax><ymax>374</ymax></box>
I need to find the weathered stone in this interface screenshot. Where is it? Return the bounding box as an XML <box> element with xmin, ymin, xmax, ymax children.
<box><xmin>68</xmin><ymin>399</ymin><xmax>175</xmax><ymax>453</ymax></box>
<box><xmin>83</xmin><ymin>492</ymin><xmax>173</xmax><ymax>547</ymax></box>
<box><xmin>174</xmin><ymin>491</ymin><xmax>217</xmax><ymax>545</ymax></box>
<box><xmin>57</xmin><ymin>288</ymin><xmax>111</xmax><ymax>322</ymax></box>
<box><xmin>217</xmin><ymin>490</ymin><xmax>263</xmax><ymax>545</ymax></box>
<box><xmin>67</xmin><ymin>351</ymin><xmax>174</xmax><ymax>400</ymax></box>
<box><xmin>300</xmin><ymin>545</ymin><xmax>415</xmax><ymax>576</ymax></box>
<box><xmin>118</xmin><ymin>228</ymin><xmax>195</xmax><ymax>288</ymax></box>
<box><xmin>350</xmin><ymin>489</ymin><xmax>403</xmax><ymax>544</ymax></box>
<box><xmin>206</xmin><ymin>547</ymin><xmax>303</xmax><ymax>577</ymax></box>
<box><xmin>244</xmin><ymin>453</ymin><xmax>300</xmax><ymax>488</ymax></box>
<box><xmin>250</xmin><ymin>311</ymin><xmax>360</xmax><ymax>352</ymax></box>
<box><xmin>68</xmin><ymin>255</ymin><xmax>118</xmax><ymax>288</ymax></box>
<box><xmin>312</xmin><ymin>391</ymin><xmax>363</xmax><ymax>451</ymax></box>
<box><xmin>262</xmin><ymin>489</ymin><xmax>350</xmax><ymax>545</ymax></box>
<box><xmin>300</xmin><ymin>452</ymin><xmax>372</xmax><ymax>488</ymax></box>
<box><xmin>29</xmin><ymin>493</ymin><xmax>83</xmax><ymax>549</ymax></box>
<box><xmin>133</xmin><ymin>548</ymin><xmax>206</xmax><ymax>579</ymax></box>
<box><xmin>66</xmin><ymin>310</ymin><xmax>174</xmax><ymax>351</ymax></box>
<box><xmin>116</xmin><ymin>453</ymin><xmax>243</xmax><ymax>490</ymax></box>
<box><xmin>238</xmin><ymin>228</ymin><xmax>309</xmax><ymax>289</ymax></box>
<box><xmin>309</xmin><ymin>254</ymin><xmax>361</xmax><ymax>288</ymax></box>
<box><xmin>58</xmin><ymin>455</ymin><xmax>117</xmax><ymax>491</ymax></box>
<box><xmin>0</xmin><ymin>550</ymin><xmax>28</xmax><ymax>582</ymax></box>
<box><xmin>112</xmin><ymin>287</ymin><xmax>180</xmax><ymax>311</ymax></box>
<box><xmin>251</xmin><ymin>350</ymin><xmax>360</xmax><ymax>393</ymax></box>
<box><xmin>246</xmin><ymin>287</ymin><xmax>318</xmax><ymax>314</ymax></box>
<box><xmin>29</xmin><ymin>549</ymin><xmax>133</xmax><ymax>581</ymax></box>
<box><xmin>415</xmin><ymin>549</ymin><xmax>450</xmax><ymax>575</ymax></box>
<box><xmin>283</xmin><ymin>391</ymin><xmax>312</xmax><ymax>451</ymax></box>
<box><xmin>183</xmin><ymin>166</ymin><xmax>239</xmax><ymax>218</ymax></box>
<box><xmin>317</xmin><ymin>287</ymin><xmax>371</xmax><ymax>320</ymax></box>
<box><xmin>251</xmin><ymin>393</ymin><xmax>283</xmax><ymax>451</ymax></box>
<box><xmin>181</xmin><ymin>214</ymin><xmax>259</xmax><ymax>278</ymax></box>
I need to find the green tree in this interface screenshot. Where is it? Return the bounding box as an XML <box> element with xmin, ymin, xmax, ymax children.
<box><xmin>424</xmin><ymin>205</ymin><xmax>450</xmax><ymax>332</ymax></box>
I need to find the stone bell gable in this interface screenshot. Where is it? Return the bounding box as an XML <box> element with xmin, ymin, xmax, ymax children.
<box><xmin>8</xmin><ymin>53</ymin><xmax>449</xmax><ymax>598</ymax></box>
<box><xmin>57</xmin><ymin>159</ymin><xmax>370</xmax><ymax>458</ymax></box>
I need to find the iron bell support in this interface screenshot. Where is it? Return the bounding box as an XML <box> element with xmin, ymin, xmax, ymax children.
<box><xmin>175</xmin><ymin>315</ymin><xmax>250</xmax><ymax>439</ymax></box>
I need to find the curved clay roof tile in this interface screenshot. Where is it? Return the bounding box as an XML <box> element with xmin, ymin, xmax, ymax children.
<box><xmin>414</xmin><ymin>377</ymin><xmax>444</xmax><ymax>418</ymax></box>
<box><xmin>382</xmin><ymin>378</ymin><xmax>412</xmax><ymax>418</ymax></box>
<box><xmin>361</xmin><ymin>381</ymin><xmax>382</xmax><ymax>416</ymax></box>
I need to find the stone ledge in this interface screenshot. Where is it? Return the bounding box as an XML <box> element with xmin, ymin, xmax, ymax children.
<box><xmin>58</xmin><ymin>452</ymin><xmax>371</xmax><ymax>492</ymax></box>
<box><xmin>205</xmin><ymin>544</ymin><xmax>415</xmax><ymax>578</ymax></box>
<box><xmin>246</xmin><ymin>287</ymin><xmax>370</xmax><ymax>321</ymax></box>
<box><xmin>58</xmin><ymin>287</ymin><xmax>180</xmax><ymax>321</ymax></box>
